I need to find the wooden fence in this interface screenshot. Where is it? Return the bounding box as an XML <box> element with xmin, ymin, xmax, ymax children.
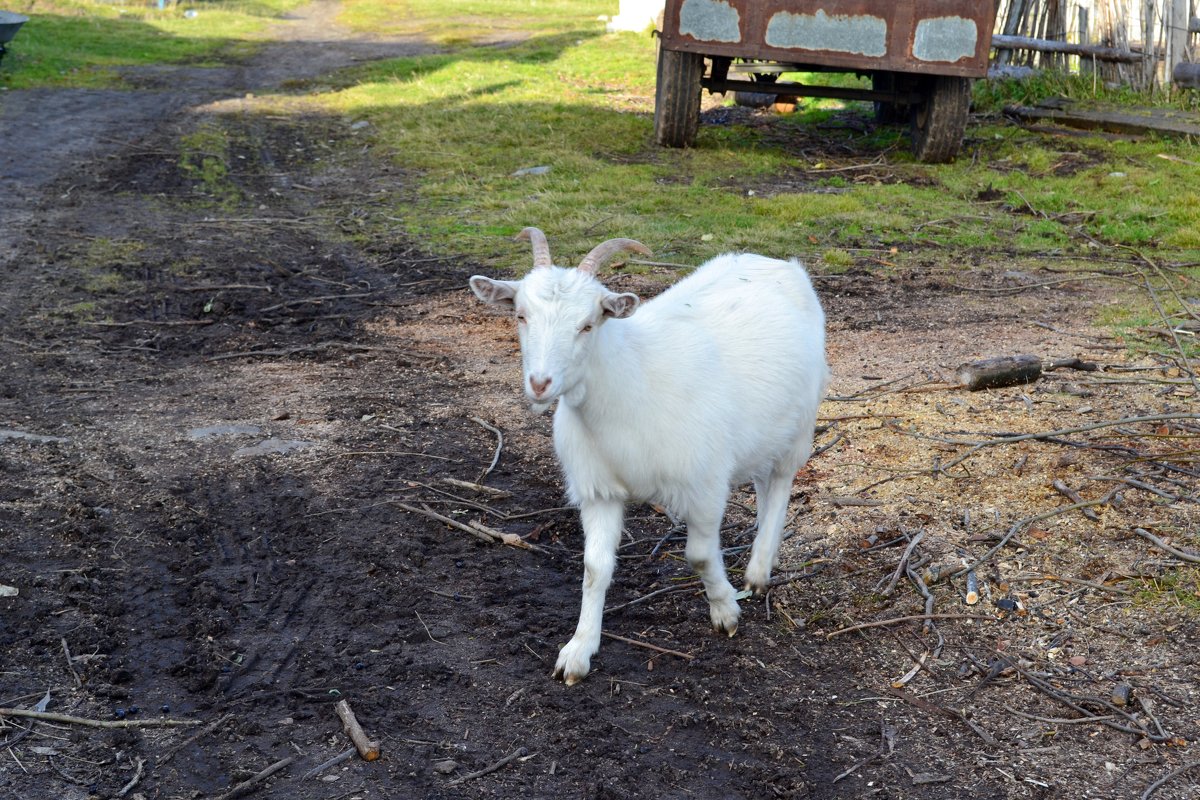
<box><xmin>993</xmin><ymin>0</ymin><xmax>1198</xmax><ymax>90</ymax></box>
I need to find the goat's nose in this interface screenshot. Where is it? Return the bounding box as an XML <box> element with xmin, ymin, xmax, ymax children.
<box><xmin>529</xmin><ymin>376</ymin><xmax>552</xmax><ymax>397</ymax></box>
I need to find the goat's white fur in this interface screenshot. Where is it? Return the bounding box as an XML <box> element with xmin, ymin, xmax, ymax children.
<box><xmin>470</xmin><ymin>232</ymin><xmax>828</xmax><ymax>685</ymax></box>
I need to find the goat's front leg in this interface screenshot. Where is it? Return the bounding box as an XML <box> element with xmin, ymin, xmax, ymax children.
<box><xmin>554</xmin><ymin>498</ymin><xmax>624</xmax><ymax>686</ymax></box>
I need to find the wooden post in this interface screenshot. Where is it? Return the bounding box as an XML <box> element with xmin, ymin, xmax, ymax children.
<box><xmin>1166</xmin><ymin>0</ymin><xmax>1189</xmax><ymax>92</ymax></box>
<box><xmin>1078</xmin><ymin>6</ymin><xmax>1093</xmax><ymax>76</ymax></box>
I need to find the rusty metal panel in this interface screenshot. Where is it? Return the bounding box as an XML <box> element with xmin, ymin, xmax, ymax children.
<box><xmin>661</xmin><ymin>0</ymin><xmax>996</xmax><ymax>77</ymax></box>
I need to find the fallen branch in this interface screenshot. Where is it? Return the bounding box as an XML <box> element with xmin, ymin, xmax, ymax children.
<box><xmin>159</xmin><ymin>713</ymin><xmax>234</xmax><ymax>765</ymax></box>
<box><xmin>0</xmin><ymin>708</ymin><xmax>201</xmax><ymax>729</ymax></box>
<box><xmin>1052</xmin><ymin>479</ymin><xmax>1101</xmax><ymax>521</ymax></box>
<box><xmin>446</xmin><ymin>746</ymin><xmax>528</xmax><ymax>788</ymax></box>
<box><xmin>214</xmin><ymin>755</ymin><xmax>295</xmax><ymax>800</ymax></box>
<box><xmin>301</xmin><ymin>748</ymin><xmax>356</xmax><ymax>780</ymax></box>
<box><xmin>1141</xmin><ymin>761</ymin><xmax>1200</xmax><ymax>800</ymax></box>
<box><xmin>601</xmin><ymin>631</ymin><xmax>694</xmax><ymax>660</ymax></box>
<box><xmin>826</xmin><ymin>613</ymin><xmax>997</xmax><ymax>639</ymax></box>
<box><xmin>115</xmin><ymin>757</ymin><xmax>145</xmax><ymax>798</ymax></box>
<box><xmin>605</xmin><ymin>581</ymin><xmax>703</xmax><ymax>614</ymax></box>
<box><xmin>1132</xmin><ymin>528</ymin><xmax>1200</xmax><ymax>564</ymax></box>
<box><xmin>334</xmin><ymin>700</ymin><xmax>380</xmax><ymax>761</ymax></box>
<box><xmin>954</xmin><ymin>493</ymin><xmax>1117</xmax><ymax>577</ymax></box>
<box><xmin>885</xmin><ymin>686</ymin><xmax>995</xmax><ymax>744</ymax></box>
<box><xmin>879</xmin><ymin>530</ymin><xmax>924</xmax><ymax>597</ymax></box>
<box><xmin>940</xmin><ymin>413</ymin><xmax>1199</xmax><ymax>474</ymax></box>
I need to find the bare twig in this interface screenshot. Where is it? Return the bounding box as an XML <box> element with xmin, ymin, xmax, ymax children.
<box><xmin>469</xmin><ymin>417</ymin><xmax>504</xmax><ymax>483</ymax></box>
<box><xmin>0</xmin><ymin>708</ymin><xmax>201</xmax><ymax>729</ymax></box>
<box><xmin>954</xmin><ymin>493</ymin><xmax>1117</xmax><ymax>577</ymax></box>
<box><xmin>1141</xmin><ymin>761</ymin><xmax>1200</xmax><ymax>800</ymax></box>
<box><xmin>334</xmin><ymin>700</ymin><xmax>380</xmax><ymax>761</ymax></box>
<box><xmin>115</xmin><ymin>757</ymin><xmax>145</xmax><ymax>798</ymax></box>
<box><xmin>1132</xmin><ymin>528</ymin><xmax>1200</xmax><ymax>564</ymax></box>
<box><xmin>940</xmin><ymin>413</ymin><xmax>1200</xmax><ymax>474</ymax></box>
<box><xmin>301</xmin><ymin>747</ymin><xmax>356</xmax><ymax>780</ymax></box>
<box><xmin>826</xmin><ymin>613</ymin><xmax>997</xmax><ymax>639</ymax></box>
<box><xmin>446</xmin><ymin>747</ymin><xmax>529</xmax><ymax>787</ymax></box>
<box><xmin>601</xmin><ymin>631</ymin><xmax>694</xmax><ymax>660</ymax></box>
<box><xmin>879</xmin><ymin>530</ymin><xmax>924</xmax><ymax>597</ymax></box>
<box><xmin>214</xmin><ymin>755</ymin><xmax>295</xmax><ymax>800</ymax></box>
<box><xmin>393</xmin><ymin>502</ymin><xmax>496</xmax><ymax>544</ymax></box>
<box><xmin>1052</xmin><ymin>479</ymin><xmax>1101</xmax><ymax>521</ymax></box>
<box><xmin>61</xmin><ymin>639</ymin><xmax>82</xmax><ymax>688</ymax></box>
<box><xmin>605</xmin><ymin>581</ymin><xmax>703</xmax><ymax>613</ymax></box>
<box><xmin>159</xmin><ymin>713</ymin><xmax>233</xmax><ymax>765</ymax></box>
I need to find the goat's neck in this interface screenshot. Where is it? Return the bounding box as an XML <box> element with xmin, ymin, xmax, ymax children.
<box><xmin>563</xmin><ymin>321</ymin><xmax>645</xmax><ymax>420</ymax></box>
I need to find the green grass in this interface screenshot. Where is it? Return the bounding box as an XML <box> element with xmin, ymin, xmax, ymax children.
<box><xmin>0</xmin><ymin>0</ymin><xmax>305</xmax><ymax>88</ymax></box>
<box><xmin>300</xmin><ymin>13</ymin><xmax>1200</xmax><ymax>278</ymax></box>
<box><xmin>338</xmin><ymin>0</ymin><xmax>603</xmax><ymax>45</ymax></box>
<box><xmin>1134</xmin><ymin>568</ymin><xmax>1200</xmax><ymax>614</ymax></box>
<box><xmin>8</xmin><ymin>0</ymin><xmax>1198</xmax><ymax>323</ymax></box>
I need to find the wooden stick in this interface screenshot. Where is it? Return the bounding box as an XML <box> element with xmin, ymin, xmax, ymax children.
<box><xmin>301</xmin><ymin>747</ymin><xmax>356</xmax><ymax>780</ymax></box>
<box><xmin>1052</xmin><ymin>479</ymin><xmax>1101</xmax><ymax>521</ymax></box>
<box><xmin>469</xmin><ymin>416</ymin><xmax>504</xmax><ymax>483</ymax></box>
<box><xmin>446</xmin><ymin>747</ymin><xmax>528</xmax><ymax>787</ymax></box>
<box><xmin>159</xmin><ymin>713</ymin><xmax>233</xmax><ymax>765</ymax></box>
<box><xmin>393</xmin><ymin>502</ymin><xmax>496</xmax><ymax>544</ymax></box>
<box><xmin>826</xmin><ymin>614</ymin><xmax>997</xmax><ymax>639</ymax></box>
<box><xmin>334</xmin><ymin>700</ymin><xmax>380</xmax><ymax>761</ymax></box>
<box><xmin>601</xmin><ymin>631</ymin><xmax>694</xmax><ymax>660</ymax></box>
<box><xmin>1133</xmin><ymin>528</ymin><xmax>1200</xmax><ymax>564</ymax></box>
<box><xmin>0</xmin><ymin>708</ymin><xmax>201</xmax><ymax>729</ymax></box>
<box><xmin>115</xmin><ymin>757</ymin><xmax>145</xmax><ymax>798</ymax></box>
<box><xmin>1141</xmin><ymin>760</ymin><xmax>1200</xmax><ymax>800</ymax></box>
<box><xmin>214</xmin><ymin>755</ymin><xmax>295</xmax><ymax>800</ymax></box>
<box><xmin>941</xmin><ymin>413</ymin><xmax>1199</xmax><ymax>473</ymax></box>
<box><xmin>61</xmin><ymin>638</ymin><xmax>82</xmax><ymax>688</ymax></box>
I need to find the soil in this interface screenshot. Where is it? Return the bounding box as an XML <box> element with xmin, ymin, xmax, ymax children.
<box><xmin>1</xmin><ymin>5</ymin><xmax>1197</xmax><ymax>800</ymax></box>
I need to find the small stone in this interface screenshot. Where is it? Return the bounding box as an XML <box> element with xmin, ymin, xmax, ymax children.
<box><xmin>433</xmin><ymin>759</ymin><xmax>458</xmax><ymax>775</ymax></box>
<box><xmin>1068</xmin><ymin>655</ymin><xmax>1087</xmax><ymax>667</ymax></box>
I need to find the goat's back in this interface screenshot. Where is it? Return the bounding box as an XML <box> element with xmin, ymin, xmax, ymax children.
<box><xmin>570</xmin><ymin>253</ymin><xmax>827</xmax><ymax>499</ymax></box>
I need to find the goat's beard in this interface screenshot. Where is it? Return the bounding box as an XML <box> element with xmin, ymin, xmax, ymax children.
<box><xmin>529</xmin><ymin>399</ymin><xmax>553</xmax><ymax>415</ymax></box>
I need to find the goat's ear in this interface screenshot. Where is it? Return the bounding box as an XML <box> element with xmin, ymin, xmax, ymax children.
<box><xmin>469</xmin><ymin>275</ymin><xmax>519</xmax><ymax>307</ymax></box>
<box><xmin>600</xmin><ymin>291</ymin><xmax>639</xmax><ymax>319</ymax></box>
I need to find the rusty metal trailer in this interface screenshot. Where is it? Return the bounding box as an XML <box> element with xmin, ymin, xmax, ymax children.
<box><xmin>655</xmin><ymin>1</ymin><xmax>997</xmax><ymax>162</ymax></box>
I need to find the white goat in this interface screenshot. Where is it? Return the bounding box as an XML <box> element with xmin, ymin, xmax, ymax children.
<box><xmin>470</xmin><ymin>228</ymin><xmax>828</xmax><ymax>685</ymax></box>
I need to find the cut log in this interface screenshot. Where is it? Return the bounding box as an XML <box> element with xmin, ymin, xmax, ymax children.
<box><xmin>956</xmin><ymin>355</ymin><xmax>1042</xmax><ymax>391</ymax></box>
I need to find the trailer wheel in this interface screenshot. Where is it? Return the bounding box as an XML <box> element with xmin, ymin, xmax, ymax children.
<box><xmin>910</xmin><ymin>76</ymin><xmax>971</xmax><ymax>163</ymax></box>
<box><xmin>654</xmin><ymin>48</ymin><xmax>704</xmax><ymax>148</ymax></box>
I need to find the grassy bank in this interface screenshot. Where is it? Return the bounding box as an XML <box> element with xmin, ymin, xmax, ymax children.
<box><xmin>306</xmin><ymin>0</ymin><xmax>1200</xmax><ymax>286</ymax></box>
<box><xmin>0</xmin><ymin>0</ymin><xmax>304</xmax><ymax>88</ymax></box>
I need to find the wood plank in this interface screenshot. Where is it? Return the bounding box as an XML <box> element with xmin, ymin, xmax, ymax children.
<box><xmin>1005</xmin><ymin>105</ymin><xmax>1200</xmax><ymax>138</ymax></box>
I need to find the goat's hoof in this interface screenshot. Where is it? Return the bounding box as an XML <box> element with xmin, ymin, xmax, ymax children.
<box><xmin>553</xmin><ymin>639</ymin><xmax>593</xmax><ymax>686</ymax></box>
<box><xmin>709</xmin><ymin>603</ymin><xmax>740</xmax><ymax>638</ymax></box>
<box><xmin>744</xmin><ymin>580</ymin><xmax>771</xmax><ymax>597</ymax></box>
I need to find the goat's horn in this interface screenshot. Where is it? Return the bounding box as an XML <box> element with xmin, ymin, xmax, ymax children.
<box><xmin>577</xmin><ymin>238</ymin><xmax>652</xmax><ymax>275</ymax></box>
<box><xmin>515</xmin><ymin>227</ymin><xmax>553</xmax><ymax>269</ymax></box>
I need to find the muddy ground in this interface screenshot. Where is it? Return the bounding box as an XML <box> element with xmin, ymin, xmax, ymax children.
<box><xmin>1</xmin><ymin>4</ymin><xmax>1198</xmax><ymax>799</ymax></box>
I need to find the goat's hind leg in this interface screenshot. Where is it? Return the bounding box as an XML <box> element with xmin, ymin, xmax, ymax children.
<box><xmin>554</xmin><ymin>498</ymin><xmax>624</xmax><ymax>686</ymax></box>
<box><xmin>684</xmin><ymin>498</ymin><xmax>740</xmax><ymax>637</ymax></box>
<box><xmin>745</xmin><ymin>465</ymin><xmax>798</xmax><ymax>595</ymax></box>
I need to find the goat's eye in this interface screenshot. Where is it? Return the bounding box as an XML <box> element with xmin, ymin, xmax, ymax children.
<box><xmin>580</xmin><ymin>323</ymin><xmax>593</xmax><ymax>334</ymax></box>
<box><xmin>516</xmin><ymin>314</ymin><xmax>527</xmax><ymax>324</ymax></box>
